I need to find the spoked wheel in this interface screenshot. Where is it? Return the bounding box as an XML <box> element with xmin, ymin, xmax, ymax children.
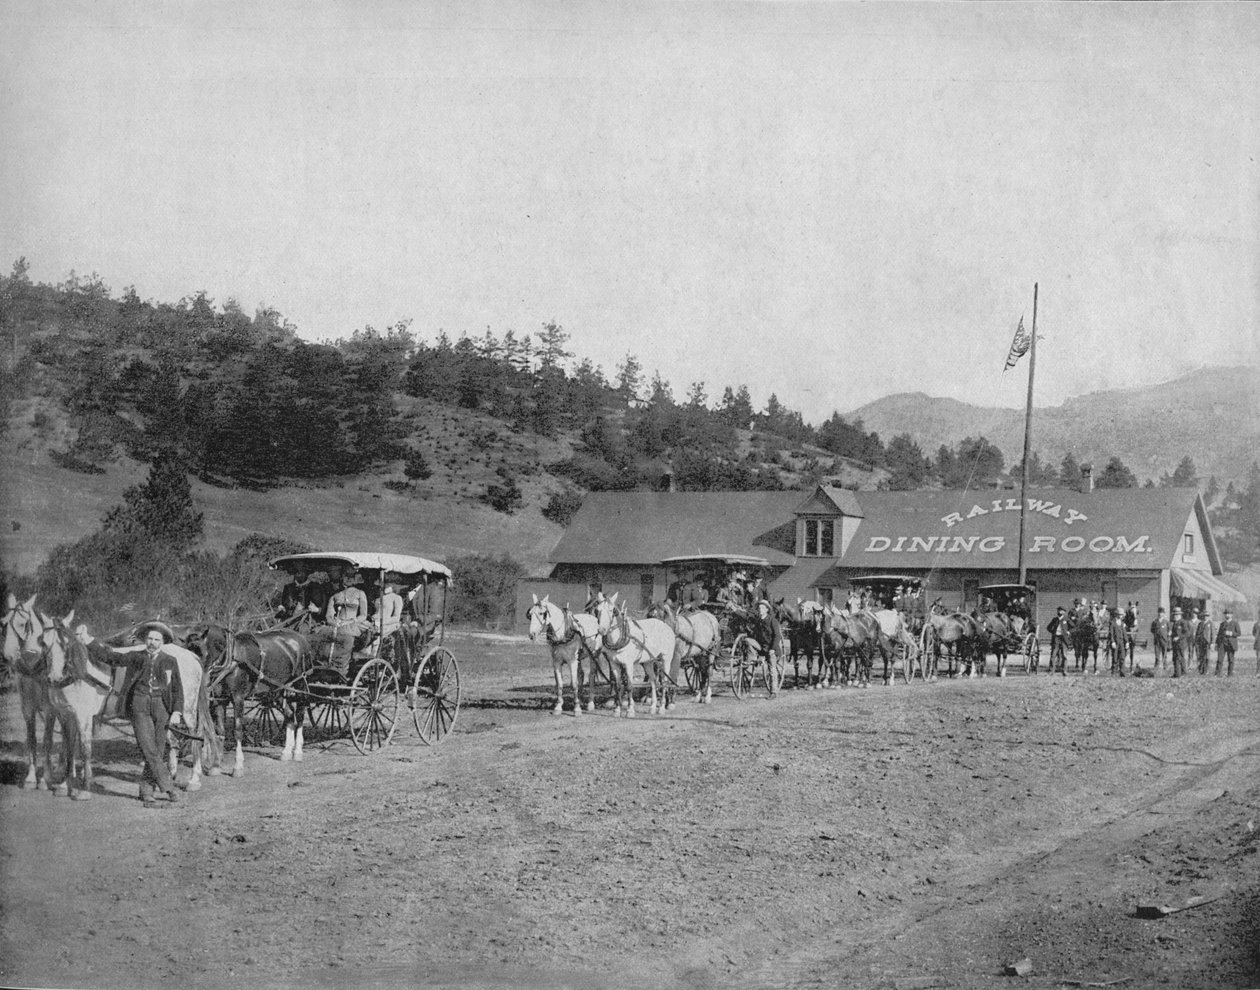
<box><xmin>900</xmin><ymin>644</ymin><xmax>914</xmax><ymax>685</ymax></box>
<box><xmin>682</xmin><ymin>659</ymin><xmax>698</xmax><ymax>693</ymax></box>
<box><xmin>300</xmin><ymin>668</ymin><xmax>348</xmax><ymax>742</ymax></box>
<box><xmin>242</xmin><ymin>692</ymin><xmax>286</xmax><ymax>746</ymax></box>
<box><xmin>348</xmin><ymin>658</ymin><xmax>400</xmax><ymax>755</ymax></box>
<box><xmin>1023</xmin><ymin>634</ymin><xmax>1040</xmax><ymax>674</ymax></box>
<box><xmin>728</xmin><ymin>635</ymin><xmax>756</xmax><ymax>700</ymax></box>
<box><xmin>411</xmin><ymin>646</ymin><xmax>461</xmax><ymax>745</ymax></box>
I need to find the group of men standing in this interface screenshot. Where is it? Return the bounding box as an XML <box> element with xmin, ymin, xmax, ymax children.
<box><xmin>1149</xmin><ymin>604</ymin><xmax>1243</xmax><ymax>677</ymax></box>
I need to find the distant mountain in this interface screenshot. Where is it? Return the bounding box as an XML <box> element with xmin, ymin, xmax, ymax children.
<box><xmin>848</xmin><ymin>366</ymin><xmax>1260</xmax><ymax>484</ymax></box>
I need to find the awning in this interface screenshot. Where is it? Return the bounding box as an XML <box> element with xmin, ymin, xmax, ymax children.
<box><xmin>1170</xmin><ymin>567</ymin><xmax>1246</xmax><ymax>602</ymax></box>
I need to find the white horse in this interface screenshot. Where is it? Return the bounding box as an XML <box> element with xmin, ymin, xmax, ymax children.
<box><xmin>39</xmin><ymin>610</ymin><xmax>114</xmax><ymax>800</ymax></box>
<box><xmin>595</xmin><ymin>596</ymin><xmax>677</xmax><ymax>718</ymax></box>
<box><xmin>646</xmin><ymin>601</ymin><xmax>722</xmax><ymax>704</ymax></box>
<box><xmin>525</xmin><ymin>594</ymin><xmax>608</xmax><ymax>715</ymax></box>
<box><xmin>3</xmin><ymin>595</ymin><xmax>61</xmax><ymax>790</ymax></box>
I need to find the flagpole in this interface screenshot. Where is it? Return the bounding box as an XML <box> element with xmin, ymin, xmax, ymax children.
<box><xmin>1017</xmin><ymin>282</ymin><xmax>1038</xmax><ymax>586</ymax></box>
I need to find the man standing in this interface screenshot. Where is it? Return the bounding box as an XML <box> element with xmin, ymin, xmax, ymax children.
<box><xmin>1214</xmin><ymin>608</ymin><xmax>1241</xmax><ymax>676</ymax></box>
<box><xmin>77</xmin><ymin>620</ymin><xmax>184</xmax><ymax>808</ymax></box>
<box><xmin>1150</xmin><ymin>606</ymin><xmax>1171</xmax><ymax>673</ymax></box>
<box><xmin>1047</xmin><ymin>606</ymin><xmax>1068</xmax><ymax>675</ymax></box>
<box><xmin>749</xmin><ymin>599</ymin><xmax>783</xmax><ymax>697</ymax></box>
<box><xmin>1194</xmin><ymin>608</ymin><xmax>1215</xmax><ymax>675</ymax></box>
<box><xmin>1105</xmin><ymin>609</ymin><xmax>1128</xmax><ymax>677</ymax></box>
<box><xmin>1170</xmin><ymin>607</ymin><xmax>1190</xmax><ymax>678</ymax></box>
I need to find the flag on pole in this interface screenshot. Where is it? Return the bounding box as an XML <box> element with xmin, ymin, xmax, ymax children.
<box><xmin>1004</xmin><ymin>315</ymin><xmax>1031</xmax><ymax>370</ymax></box>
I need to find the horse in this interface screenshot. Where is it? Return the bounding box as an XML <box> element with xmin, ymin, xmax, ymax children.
<box><xmin>971</xmin><ymin>611</ymin><xmax>1025</xmax><ymax>678</ymax></box>
<box><xmin>822</xmin><ymin>605</ymin><xmax>884</xmax><ymax>688</ymax></box>
<box><xmin>525</xmin><ymin>594</ymin><xmax>609</xmax><ymax>715</ymax></box>
<box><xmin>646</xmin><ymin>600</ymin><xmax>722</xmax><ymax>704</ymax></box>
<box><xmin>1070</xmin><ymin>611</ymin><xmax>1100</xmax><ymax>673</ymax></box>
<box><xmin>193</xmin><ymin>624</ymin><xmax>311</xmax><ymax>775</ymax></box>
<box><xmin>3</xmin><ymin>595</ymin><xmax>62</xmax><ymax>790</ymax></box>
<box><xmin>921</xmin><ymin>600</ymin><xmax>979</xmax><ymax>678</ymax></box>
<box><xmin>868</xmin><ymin>607</ymin><xmax>920</xmax><ymax>684</ymax></box>
<box><xmin>595</xmin><ymin>597</ymin><xmax>677</xmax><ymax>717</ymax></box>
<box><xmin>35</xmin><ymin>610</ymin><xmax>116</xmax><ymax>800</ymax></box>
<box><xmin>1121</xmin><ymin>605</ymin><xmax>1139</xmax><ymax>673</ymax></box>
<box><xmin>776</xmin><ymin>599</ymin><xmax>826</xmax><ymax>689</ymax></box>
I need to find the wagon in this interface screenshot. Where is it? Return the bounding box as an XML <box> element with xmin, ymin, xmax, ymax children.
<box><xmin>977</xmin><ymin>583</ymin><xmax>1040</xmax><ymax>673</ymax></box>
<box><xmin>659</xmin><ymin>553</ymin><xmax>783</xmax><ymax>699</ymax></box>
<box><xmin>845</xmin><ymin>574</ymin><xmax>926</xmax><ymax>683</ymax></box>
<box><xmin>268</xmin><ymin>551</ymin><xmax>461</xmax><ymax>754</ymax></box>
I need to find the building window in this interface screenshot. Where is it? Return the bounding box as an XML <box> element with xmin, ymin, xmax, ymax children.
<box><xmin>1184</xmin><ymin>533</ymin><xmax>1194</xmax><ymax>556</ymax></box>
<box><xmin>802</xmin><ymin>518</ymin><xmax>835</xmax><ymax>557</ymax></box>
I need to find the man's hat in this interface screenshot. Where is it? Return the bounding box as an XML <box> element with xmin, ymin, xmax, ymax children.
<box><xmin>136</xmin><ymin>620</ymin><xmax>175</xmax><ymax>644</ymax></box>
<box><xmin>1172</xmin><ymin>607</ymin><xmax>1182</xmax><ymax>615</ymax></box>
<box><xmin>1224</xmin><ymin>608</ymin><xmax>1233</xmax><ymax>615</ymax></box>
<box><xmin>757</xmin><ymin>599</ymin><xmax>771</xmax><ymax>612</ymax></box>
<box><xmin>1157</xmin><ymin>606</ymin><xmax>1166</xmax><ymax>612</ymax></box>
<box><xmin>1056</xmin><ymin>606</ymin><xmax>1065</xmax><ymax>613</ymax></box>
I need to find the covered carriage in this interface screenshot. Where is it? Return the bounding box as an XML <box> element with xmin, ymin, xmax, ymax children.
<box><xmin>659</xmin><ymin>553</ymin><xmax>782</xmax><ymax>699</ymax></box>
<box><xmin>266</xmin><ymin>551</ymin><xmax>461</xmax><ymax>753</ymax></box>
<box><xmin>977</xmin><ymin>582</ymin><xmax>1040</xmax><ymax>674</ymax></box>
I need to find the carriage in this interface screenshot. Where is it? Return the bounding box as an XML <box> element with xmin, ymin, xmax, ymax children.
<box><xmin>844</xmin><ymin>575</ymin><xmax>926</xmax><ymax>683</ymax></box>
<box><xmin>262</xmin><ymin>551</ymin><xmax>462</xmax><ymax>754</ymax></box>
<box><xmin>977</xmin><ymin>583</ymin><xmax>1040</xmax><ymax>674</ymax></box>
<box><xmin>659</xmin><ymin>553</ymin><xmax>783</xmax><ymax>699</ymax></box>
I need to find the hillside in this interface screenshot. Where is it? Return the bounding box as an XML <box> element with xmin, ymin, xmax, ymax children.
<box><xmin>850</xmin><ymin>366</ymin><xmax>1260</xmax><ymax>484</ymax></box>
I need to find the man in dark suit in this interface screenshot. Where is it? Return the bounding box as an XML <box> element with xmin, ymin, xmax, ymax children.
<box><xmin>1169</xmin><ymin>608</ymin><xmax>1190</xmax><ymax>678</ymax></box>
<box><xmin>1150</xmin><ymin>607</ymin><xmax>1171</xmax><ymax>673</ymax></box>
<box><xmin>1194</xmin><ymin>609</ymin><xmax>1215</xmax><ymax>675</ymax></box>
<box><xmin>1215</xmin><ymin>608</ymin><xmax>1241</xmax><ymax>676</ymax></box>
<box><xmin>77</xmin><ymin>619</ymin><xmax>185</xmax><ymax>808</ymax></box>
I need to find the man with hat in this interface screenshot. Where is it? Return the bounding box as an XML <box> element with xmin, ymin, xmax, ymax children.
<box><xmin>1046</xmin><ymin>606</ymin><xmax>1068</xmax><ymax>675</ymax></box>
<box><xmin>1169</xmin><ymin>607</ymin><xmax>1190</xmax><ymax>678</ymax></box>
<box><xmin>748</xmin><ymin>599</ymin><xmax>784</xmax><ymax>697</ymax></box>
<box><xmin>1214</xmin><ymin>608</ymin><xmax>1241</xmax><ymax>676</ymax></box>
<box><xmin>1193</xmin><ymin>608</ymin><xmax>1215</xmax><ymax>675</ymax></box>
<box><xmin>1150</xmin><ymin>606</ymin><xmax>1171</xmax><ymax>673</ymax></box>
<box><xmin>77</xmin><ymin>619</ymin><xmax>185</xmax><ymax>807</ymax></box>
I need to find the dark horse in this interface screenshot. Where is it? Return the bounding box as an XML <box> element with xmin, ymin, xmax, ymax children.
<box><xmin>775</xmin><ymin>599</ymin><xmax>826</xmax><ymax>689</ymax></box>
<box><xmin>1070</xmin><ymin>611</ymin><xmax>1100</xmax><ymax>673</ymax></box>
<box><xmin>193</xmin><ymin>625</ymin><xmax>311</xmax><ymax>776</ymax></box>
<box><xmin>822</xmin><ymin>607</ymin><xmax>885</xmax><ymax>688</ymax></box>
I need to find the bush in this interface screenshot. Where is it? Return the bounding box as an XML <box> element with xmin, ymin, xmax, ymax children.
<box><xmin>481</xmin><ymin>473</ymin><xmax>523</xmax><ymax>514</ymax></box>
<box><xmin>445</xmin><ymin>552</ymin><xmax>525</xmax><ymax>628</ymax></box>
<box><xmin>403</xmin><ymin>450</ymin><xmax>433</xmax><ymax>481</ymax></box>
<box><xmin>542</xmin><ymin>490</ymin><xmax>584</xmax><ymax>527</ymax></box>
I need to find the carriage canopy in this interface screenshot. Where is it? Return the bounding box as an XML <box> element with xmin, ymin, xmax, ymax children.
<box><xmin>848</xmin><ymin>574</ymin><xmax>922</xmax><ymax>588</ymax></box>
<box><xmin>270</xmin><ymin>552</ymin><xmax>453</xmax><ymax>586</ymax></box>
<box><xmin>660</xmin><ymin>554</ymin><xmax>773</xmax><ymax>570</ymax></box>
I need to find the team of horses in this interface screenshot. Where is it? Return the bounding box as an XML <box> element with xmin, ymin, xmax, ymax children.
<box><xmin>1</xmin><ymin>594</ymin><xmax>328</xmax><ymax>797</ymax></box>
<box><xmin>525</xmin><ymin>591</ymin><xmax>1004</xmax><ymax>717</ymax></box>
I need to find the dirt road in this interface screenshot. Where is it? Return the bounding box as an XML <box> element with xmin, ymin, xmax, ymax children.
<box><xmin>2</xmin><ymin>633</ymin><xmax>1258</xmax><ymax>990</ymax></box>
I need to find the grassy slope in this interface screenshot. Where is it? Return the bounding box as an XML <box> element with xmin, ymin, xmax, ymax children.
<box><xmin>2</xmin><ymin>397</ymin><xmax>573</xmax><ymax>577</ymax></box>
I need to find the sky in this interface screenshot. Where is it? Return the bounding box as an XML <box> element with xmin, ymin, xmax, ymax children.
<box><xmin>2</xmin><ymin>1</ymin><xmax>1258</xmax><ymax>424</ymax></box>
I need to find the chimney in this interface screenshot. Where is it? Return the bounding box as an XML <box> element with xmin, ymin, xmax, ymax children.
<box><xmin>1080</xmin><ymin>463</ymin><xmax>1093</xmax><ymax>493</ymax></box>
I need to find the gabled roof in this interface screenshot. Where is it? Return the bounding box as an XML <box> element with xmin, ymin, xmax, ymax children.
<box><xmin>550</xmin><ymin>491</ymin><xmax>801</xmax><ymax>566</ymax></box>
<box><xmin>841</xmin><ymin>488</ymin><xmax>1206</xmax><ymax>571</ymax></box>
<box><xmin>793</xmin><ymin>485</ymin><xmax>863</xmax><ymax>517</ymax></box>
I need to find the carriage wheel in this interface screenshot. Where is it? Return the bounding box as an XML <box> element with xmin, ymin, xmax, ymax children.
<box><xmin>348</xmin><ymin>658</ymin><xmax>399</xmax><ymax>755</ymax></box>
<box><xmin>242</xmin><ymin>692</ymin><xmax>286</xmax><ymax>747</ymax></box>
<box><xmin>682</xmin><ymin>658</ymin><xmax>698</xmax><ymax>693</ymax></box>
<box><xmin>1024</xmin><ymin>634</ymin><xmax>1040</xmax><ymax>674</ymax></box>
<box><xmin>300</xmin><ymin>669</ymin><xmax>347</xmax><ymax>742</ymax></box>
<box><xmin>901</xmin><ymin>644</ymin><xmax>914</xmax><ymax>685</ymax></box>
<box><xmin>728</xmin><ymin>635</ymin><xmax>755</xmax><ymax>700</ymax></box>
<box><xmin>411</xmin><ymin>646</ymin><xmax>461</xmax><ymax>745</ymax></box>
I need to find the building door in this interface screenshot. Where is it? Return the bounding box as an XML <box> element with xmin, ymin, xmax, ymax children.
<box><xmin>1101</xmin><ymin>580</ymin><xmax>1117</xmax><ymax>610</ymax></box>
<box><xmin>640</xmin><ymin>573</ymin><xmax>655</xmax><ymax>612</ymax></box>
<box><xmin>963</xmin><ymin>579</ymin><xmax>979</xmax><ymax>611</ymax></box>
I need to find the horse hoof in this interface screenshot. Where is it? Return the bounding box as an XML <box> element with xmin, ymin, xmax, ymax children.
<box><xmin>231</xmin><ymin>766</ymin><xmax>245</xmax><ymax>778</ymax></box>
<box><xmin>293</xmin><ymin>753</ymin><xmax>303</xmax><ymax>762</ymax></box>
<box><xmin>550</xmin><ymin>707</ymin><xmax>561</xmax><ymax>716</ymax></box>
<box><xmin>206</xmin><ymin>766</ymin><xmax>222</xmax><ymax>777</ymax></box>
<box><xmin>71</xmin><ymin>789</ymin><xmax>92</xmax><ymax>801</ymax></box>
<box><xmin>279</xmin><ymin>752</ymin><xmax>293</xmax><ymax>763</ymax></box>
<box><xmin>186</xmin><ymin>779</ymin><xmax>202</xmax><ymax>792</ymax></box>
<box><xmin>602</xmin><ymin>699</ymin><xmax>617</xmax><ymax>711</ymax></box>
<box><xmin>55</xmin><ymin>783</ymin><xmax>69</xmax><ymax>798</ymax></box>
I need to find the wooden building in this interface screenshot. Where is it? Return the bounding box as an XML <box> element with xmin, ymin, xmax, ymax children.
<box><xmin>518</xmin><ymin>485</ymin><xmax>1246</xmax><ymax>628</ymax></box>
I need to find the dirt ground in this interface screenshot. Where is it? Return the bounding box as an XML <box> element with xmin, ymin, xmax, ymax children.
<box><xmin>1</xmin><ymin>632</ymin><xmax>1258</xmax><ymax>990</ymax></box>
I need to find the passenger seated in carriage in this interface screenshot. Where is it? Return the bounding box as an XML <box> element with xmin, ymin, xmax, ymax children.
<box><xmin>313</xmin><ymin>570</ymin><xmax>373</xmax><ymax>674</ymax></box>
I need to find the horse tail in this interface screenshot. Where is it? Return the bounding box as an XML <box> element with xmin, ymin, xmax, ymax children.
<box><xmin>197</xmin><ymin>664</ymin><xmax>224</xmax><ymax>770</ymax></box>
